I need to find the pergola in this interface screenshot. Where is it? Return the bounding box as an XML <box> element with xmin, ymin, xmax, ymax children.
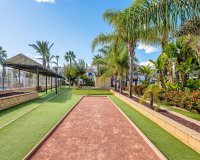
<box><xmin>3</xmin><ymin>54</ymin><xmax>64</xmax><ymax>94</ymax></box>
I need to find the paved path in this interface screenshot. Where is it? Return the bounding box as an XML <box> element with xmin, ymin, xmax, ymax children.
<box><xmin>30</xmin><ymin>96</ymin><xmax>160</xmax><ymax>160</ymax></box>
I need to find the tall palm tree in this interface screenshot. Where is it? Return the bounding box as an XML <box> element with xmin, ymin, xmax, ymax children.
<box><xmin>92</xmin><ymin>0</ymin><xmax>160</xmax><ymax>97</ymax></box>
<box><xmin>46</xmin><ymin>53</ymin><xmax>55</xmax><ymax>69</ymax></box>
<box><xmin>137</xmin><ymin>0</ymin><xmax>200</xmax><ymax>52</ymax></box>
<box><xmin>92</xmin><ymin>54</ymin><xmax>103</xmax><ymax>76</ymax></box>
<box><xmin>116</xmin><ymin>47</ymin><xmax>129</xmax><ymax>93</ymax></box>
<box><xmin>97</xmin><ymin>42</ymin><xmax>129</xmax><ymax>93</ymax></box>
<box><xmin>64</xmin><ymin>51</ymin><xmax>76</xmax><ymax>87</ymax></box>
<box><xmin>29</xmin><ymin>41</ymin><xmax>54</xmax><ymax>67</ymax></box>
<box><xmin>64</xmin><ymin>51</ymin><xmax>76</xmax><ymax>66</ymax></box>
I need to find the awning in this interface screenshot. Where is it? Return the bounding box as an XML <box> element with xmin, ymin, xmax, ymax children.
<box><xmin>5</xmin><ymin>54</ymin><xmax>64</xmax><ymax>79</ymax></box>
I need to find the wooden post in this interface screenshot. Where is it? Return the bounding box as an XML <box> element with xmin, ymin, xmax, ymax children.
<box><xmin>37</xmin><ymin>67</ymin><xmax>39</xmax><ymax>91</ymax></box>
<box><xmin>19</xmin><ymin>69</ymin><xmax>21</xmax><ymax>88</ymax></box>
<box><xmin>2</xmin><ymin>65</ymin><xmax>5</xmax><ymax>90</ymax></box>
<box><xmin>55</xmin><ymin>75</ymin><xmax>57</xmax><ymax>94</ymax></box>
<box><xmin>51</xmin><ymin>76</ymin><xmax>52</xmax><ymax>91</ymax></box>
<box><xmin>46</xmin><ymin>74</ymin><xmax>47</xmax><ymax>94</ymax></box>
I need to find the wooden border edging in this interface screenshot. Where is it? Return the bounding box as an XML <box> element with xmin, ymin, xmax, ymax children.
<box><xmin>107</xmin><ymin>96</ymin><xmax>167</xmax><ymax>160</ymax></box>
<box><xmin>110</xmin><ymin>89</ymin><xmax>200</xmax><ymax>154</ymax></box>
<box><xmin>23</xmin><ymin>96</ymin><xmax>84</xmax><ymax>160</ymax></box>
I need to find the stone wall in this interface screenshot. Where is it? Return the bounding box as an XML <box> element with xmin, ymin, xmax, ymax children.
<box><xmin>0</xmin><ymin>92</ymin><xmax>39</xmax><ymax>110</ymax></box>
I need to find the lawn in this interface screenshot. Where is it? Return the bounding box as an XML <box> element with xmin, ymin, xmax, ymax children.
<box><xmin>0</xmin><ymin>88</ymin><xmax>199</xmax><ymax>160</ymax></box>
<box><xmin>72</xmin><ymin>88</ymin><xmax>112</xmax><ymax>95</ymax></box>
<box><xmin>109</xmin><ymin>95</ymin><xmax>200</xmax><ymax>160</ymax></box>
<box><xmin>0</xmin><ymin>88</ymin><xmax>81</xmax><ymax>160</ymax></box>
<box><xmin>0</xmin><ymin>88</ymin><xmax>64</xmax><ymax>128</ymax></box>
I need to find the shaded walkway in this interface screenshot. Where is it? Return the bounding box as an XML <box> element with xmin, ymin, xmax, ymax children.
<box><xmin>30</xmin><ymin>96</ymin><xmax>160</xmax><ymax>160</ymax></box>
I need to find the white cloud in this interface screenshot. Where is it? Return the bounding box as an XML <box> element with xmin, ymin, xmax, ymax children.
<box><xmin>137</xmin><ymin>43</ymin><xmax>158</xmax><ymax>54</ymax></box>
<box><xmin>139</xmin><ymin>61</ymin><xmax>153</xmax><ymax>66</ymax></box>
<box><xmin>34</xmin><ymin>0</ymin><xmax>55</xmax><ymax>3</ymax></box>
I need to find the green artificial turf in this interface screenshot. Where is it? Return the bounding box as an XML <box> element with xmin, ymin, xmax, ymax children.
<box><xmin>72</xmin><ymin>88</ymin><xmax>112</xmax><ymax>95</ymax></box>
<box><xmin>109</xmin><ymin>95</ymin><xmax>200</xmax><ymax>160</ymax></box>
<box><xmin>0</xmin><ymin>88</ymin><xmax>64</xmax><ymax>127</ymax></box>
<box><xmin>0</xmin><ymin>88</ymin><xmax>81</xmax><ymax>160</ymax></box>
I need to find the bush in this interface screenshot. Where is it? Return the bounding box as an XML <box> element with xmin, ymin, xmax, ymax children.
<box><xmin>159</xmin><ymin>91</ymin><xmax>200</xmax><ymax>113</ymax></box>
<box><xmin>123</xmin><ymin>86</ymin><xmax>129</xmax><ymax>91</ymax></box>
<box><xmin>132</xmin><ymin>85</ymin><xmax>147</xmax><ymax>95</ymax></box>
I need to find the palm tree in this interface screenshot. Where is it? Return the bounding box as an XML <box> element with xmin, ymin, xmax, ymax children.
<box><xmin>92</xmin><ymin>54</ymin><xmax>103</xmax><ymax>76</ymax></box>
<box><xmin>64</xmin><ymin>51</ymin><xmax>76</xmax><ymax>87</ymax></box>
<box><xmin>29</xmin><ymin>41</ymin><xmax>54</xmax><ymax>67</ymax></box>
<box><xmin>0</xmin><ymin>46</ymin><xmax>7</xmax><ymax>90</ymax></box>
<box><xmin>92</xmin><ymin>3</ymin><xmax>158</xmax><ymax>97</ymax></box>
<box><xmin>138</xmin><ymin>64</ymin><xmax>155</xmax><ymax>85</ymax></box>
<box><xmin>141</xmin><ymin>84</ymin><xmax>161</xmax><ymax>110</ymax></box>
<box><xmin>64</xmin><ymin>51</ymin><xmax>76</xmax><ymax>66</ymax></box>
<box><xmin>177</xmin><ymin>17</ymin><xmax>200</xmax><ymax>36</ymax></box>
<box><xmin>116</xmin><ymin>47</ymin><xmax>129</xmax><ymax>93</ymax></box>
<box><xmin>177</xmin><ymin>57</ymin><xmax>193</xmax><ymax>87</ymax></box>
<box><xmin>46</xmin><ymin>53</ymin><xmax>55</xmax><ymax>69</ymax></box>
<box><xmin>137</xmin><ymin>0</ymin><xmax>199</xmax><ymax>52</ymax></box>
<box><xmin>149</xmin><ymin>55</ymin><xmax>166</xmax><ymax>89</ymax></box>
<box><xmin>0</xmin><ymin>46</ymin><xmax>7</xmax><ymax>67</ymax></box>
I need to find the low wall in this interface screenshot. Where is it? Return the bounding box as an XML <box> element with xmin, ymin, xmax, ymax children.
<box><xmin>94</xmin><ymin>76</ymin><xmax>111</xmax><ymax>89</ymax></box>
<box><xmin>0</xmin><ymin>92</ymin><xmax>39</xmax><ymax>110</ymax></box>
<box><xmin>110</xmin><ymin>89</ymin><xmax>200</xmax><ymax>154</ymax></box>
<box><xmin>0</xmin><ymin>85</ymin><xmax>56</xmax><ymax>94</ymax></box>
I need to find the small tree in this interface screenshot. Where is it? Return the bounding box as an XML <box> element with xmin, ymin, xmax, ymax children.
<box><xmin>64</xmin><ymin>51</ymin><xmax>76</xmax><ymax>88</ymax></box>
<box><xmin>140</xmin><ymin>85</ymin><xmax>161</xmax><ymax>111</ymax></box>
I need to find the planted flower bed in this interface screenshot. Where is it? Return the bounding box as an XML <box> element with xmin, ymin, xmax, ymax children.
<box><xmin>129</xmin><ymin>85</ymin><xmax>200</xmax><ymax>114</ymax></box>
<box><xmin>0</xmin><ymin>91</ymin><xmax>39</xmax><ymax>110</ymax></box>
<box><xmin>117</xmin><ymin>90</ymin><xmax>200</xmax><ymax>133</ymax></box>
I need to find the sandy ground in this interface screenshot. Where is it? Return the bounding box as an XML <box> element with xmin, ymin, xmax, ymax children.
<box><xmin>30</xmin><ymin>96</ymin><xmax>160</xmax><ymax>160</ymax></box>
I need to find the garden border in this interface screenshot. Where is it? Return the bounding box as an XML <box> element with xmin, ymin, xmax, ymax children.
<box><xmin>123</xmin><ymin>90</ymin><xmax>200</xmax><ymax>126</ymax></box>
<box><xmin>23</xmin><ymin>95</ymin><xmax>84</xmax><ymax>160</ymax></box>
<box><xmin>110</xmin><ymin>89</ymin><xmax>200</xmax><ymax>154</ymax></box>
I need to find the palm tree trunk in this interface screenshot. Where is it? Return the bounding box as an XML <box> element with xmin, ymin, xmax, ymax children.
<box><xmin>47</xmin><ymin>63</ymin><xmax>50</xmax><ymax>69</ymax></box>
<box><xmin>69</xmin><ymin>78</ymin><xmax>71</xmax><ymax>88</ymax></box>
<box><xmin>125</xmin><ymin>71</ymin><xmax>128</xmax><ymax>87</ymax></box>
<box><xmin>114</xmin><ymin>74</ymin><xmax>117</xmax><ymax>91</ymax></box>
<box><xmin>120</xmin><ymin>74</ymin><xmax>123</xmax><ymax>94</ymax></box>
<box><xmin>97</xmin><ymin>64</ymin><xmax>100</xmax><ymax>76</ymax></box>
<box><xmin>182</xmin><ymin>73</ymin><xmax>188</xmax><ymax>87</ymax></box>
<box><xmin>128</xmin><ymin>42</ymin><xmax>136</xmax><ymax>98</ymax></box>
<box><xmin>160</xmin><ymin>70</ymin><xmax>166</xmax><ymax>90</ymax></box>
<box><xmin>43</xmin><ymin>56</ymin><xmax>46</xmax><ymax>67</ymax></box>
<box><xmin>150</xmin><ymin>92</ymin><xmax>154</xmax><ymax>109</ymax></box>
<box><xmin>2</xmin><ymin>65</ymin><xmax>5</xmax><ymax>90</ymax></box>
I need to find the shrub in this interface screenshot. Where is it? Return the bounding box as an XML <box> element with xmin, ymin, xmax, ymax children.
<box><xmin>132</xmin><ymin>85</ymin><xmax>147</xmax><ymax>95</ymax></box>
<box><xmin>159</xmin><ymin>90</ymin><xmax>200</xmax><ymax>113</ymax></box>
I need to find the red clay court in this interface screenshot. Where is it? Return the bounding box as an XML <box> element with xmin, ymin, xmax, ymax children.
<box><xmin>29</xmin><ymin>96</ymin><xmax>161</xmax><ymax>160</ymax></box>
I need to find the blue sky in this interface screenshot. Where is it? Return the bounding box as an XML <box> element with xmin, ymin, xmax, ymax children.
<box><xmin>0</xmin><ymin>0</ymin><xmax>161</xmax><ymax>67</ymax></box>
